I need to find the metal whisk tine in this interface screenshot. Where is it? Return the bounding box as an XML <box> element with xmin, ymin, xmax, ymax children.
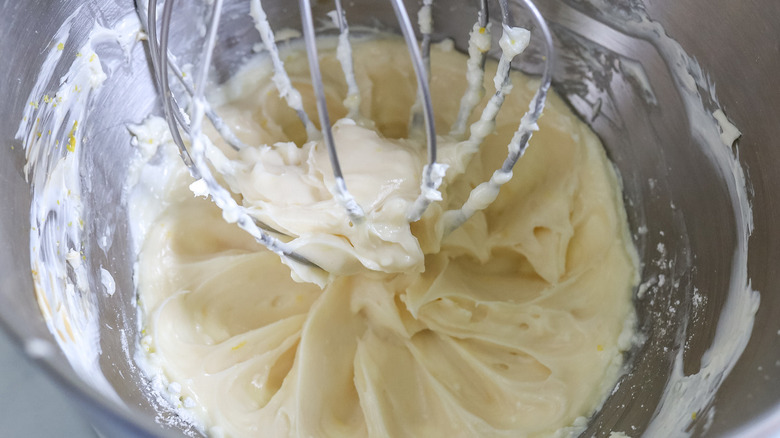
<box><xmin>153</xmin><ymin>0</ymin><xmax>193</xmax><ymax>168</ymax></box>
<box><xmin>296</xmin><ymin>0</ymin><xmax>442</xmax><ymax>223</ymax></box>
<box><xmin>450</xmin><ymin>0</ymin><xmax>490</xmax><ymax>138</ymax></box>
<box><xmin>141</xmin><ymin>1</ymin><xmax>247</xmax><ymax>152</ymax></box>
<box><xmin>442</xmin><ymin>0</ymin><xmax>555</xmax><ymax>235</ymax></box>
<box><xmin>460</xmin><ymin>3</ymin><xmax>527</xmax><ymax>151</ymax></box>
<box><xmin>249</xmin><ymin>0</ymin><xmax>319</xmax><ymax>142</ymax></box>
<box><xmin>389</xmin><ymin>0</ymin><xmax>443</xmax><ymax>223</ymax></box>
<box><xmin>160</xmin><ymin>49</ymin><xmax>248</xmax><ymax>151</ymax></box>
<box><xmin>408</xmin><ymin>0</ymin><xmax>433</xmax><ymax>136</ymax></box>
<box><xmin>298</xmin><ymin>0</ymin><xmax>365</xmax><ymax>223</ymax></box>
<box><xmin>167</xmin><ymin>58</ymin><xmax>248</xmax><ymax>151</ymax></box>
<box><xmin>418</xmin><ymin>0</ymin><xmax>434</xmax><ymax>77</ymax></box>
<box><xmin>148</xmin><ymin>0</ymin><xmax>323</xmax><ymax>271</ymax></box>
<box><xmin>498</xmin><ymin>0</ymin><xmax>512</xmax><ymax>24</ymax></box>
<box><xmin>478</xmin><ymin>0</ymin><xmax>490</xmax><ymax>35</ymax></box>
<box><xmin>329</xmin><ymin>0</ymin><xmax>361</xmax><ymax>120</ymax></box>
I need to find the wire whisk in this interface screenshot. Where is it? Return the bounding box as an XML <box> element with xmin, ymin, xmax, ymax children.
<box><xmin>138</xmin><ymin>0</ymin><xmax>554</xmax><ymax>278</ymax></box>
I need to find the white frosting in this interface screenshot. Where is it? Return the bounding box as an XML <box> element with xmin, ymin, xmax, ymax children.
<box><xmin>713</xmin><ymin>109</ymin><xmax>741</xmax><ymax>146</ymax></box>
<box><xmin>131</xmin><ymin>37</ymin><xmax>639</xmax><ymax>437</ymax></box>
<box><xmin>417</xmin><ymin>0</ymin><xmax>433</xmax><ymax>35</ymax></box>
<box><xmin>100</xmin><ymin>267</ymin><xmax>116</xmax><ymax>297</ymax></box>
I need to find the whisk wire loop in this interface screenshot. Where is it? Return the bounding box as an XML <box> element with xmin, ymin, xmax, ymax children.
<box><xmin>298</xmin><ymin>0</ymin><xmax>365</xmax><ymax>223</ymax></box>
<box><xmin>388</xmin><ymin>0</ymin><xmax>444</xmax><ymax>222</ymax></box>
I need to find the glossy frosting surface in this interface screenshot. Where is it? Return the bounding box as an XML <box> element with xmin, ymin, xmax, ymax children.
<box><xmin>134</xmin><ymin>37</ymin><xmax>638</xmax><ymax>437</ymax></box>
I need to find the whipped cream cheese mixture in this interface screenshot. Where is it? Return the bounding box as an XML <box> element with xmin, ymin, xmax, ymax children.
<box><xmin>131</xmin><ymin>36</ymin><xmax>639</xmax><ymax>437</ymax></box>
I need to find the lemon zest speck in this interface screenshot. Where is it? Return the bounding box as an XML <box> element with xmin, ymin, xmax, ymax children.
<box><xmin>67</xmin><ymin>121</ymin><xmax>79</xmax><ymax>152</ymax></box>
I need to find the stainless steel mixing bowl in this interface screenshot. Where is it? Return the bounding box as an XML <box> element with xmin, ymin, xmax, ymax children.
<box><xmin>1</xmin><ymin>0</ymin><xmax>779</xmax><ymax>436</ymax></box>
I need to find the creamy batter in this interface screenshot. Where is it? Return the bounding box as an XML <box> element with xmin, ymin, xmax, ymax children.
<box><xmin>133</xmin><ymin>37</ymin><xmax>638</xmax><ymax>437</ymax></box>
